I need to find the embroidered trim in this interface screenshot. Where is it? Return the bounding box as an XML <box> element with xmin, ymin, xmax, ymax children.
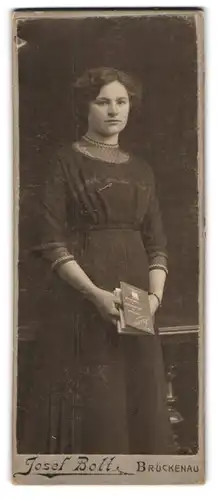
<box><xmin>149</xmin><ymin>264</ymin><xmax>168</xmax><ymax>275</ymax></box>
<box><xmin>51</xmin><ymin>255</ymin><xmax>74</xmax><ymax>270</ymax></box>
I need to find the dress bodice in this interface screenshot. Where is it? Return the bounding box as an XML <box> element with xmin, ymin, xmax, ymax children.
<box><xmin>62</xmin><ymin>146</ymin><xmax>153</xmax><ymax>231</ymax></box>
<box><xmin>35</xmin><ymin>143</ymin><xmax>168</xmax><ymax>280</ymax></box>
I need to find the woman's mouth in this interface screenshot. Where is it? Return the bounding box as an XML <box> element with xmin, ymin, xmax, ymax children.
<box><xmin>105</xmin><ymin>120</ymin><xmax>121</xmax><ymax>124</ymax></box>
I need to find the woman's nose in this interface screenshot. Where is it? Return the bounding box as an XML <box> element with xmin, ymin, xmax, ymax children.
<box><xmin>108</xmin><ymin>102</ymin><xmax>118</xmax><ymax>116</ymax></box>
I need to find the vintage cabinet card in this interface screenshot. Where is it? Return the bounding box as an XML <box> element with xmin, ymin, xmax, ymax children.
<box><xmin>12</xmin><ymin>8</ymin><xmax>204</xmax><ymax>484</ymax></box>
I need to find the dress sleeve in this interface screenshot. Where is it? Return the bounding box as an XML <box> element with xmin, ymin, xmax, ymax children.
<box><xmin>140</xmin><ymin>168</ymin><xmax>168</xmax><ymax>275</ymax></box>
<box><xmin>33</xmin><ymin>154</ymin><xmax>75</xmax><ymax>272</ymax></box>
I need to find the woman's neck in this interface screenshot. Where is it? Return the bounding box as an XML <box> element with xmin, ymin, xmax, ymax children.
<box><xmin>85</xmin><ymin>130</ymin><xmax>119</xmax><ymax>146</ymax></box>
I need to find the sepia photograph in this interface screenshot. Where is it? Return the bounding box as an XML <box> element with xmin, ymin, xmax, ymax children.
<box><xmin>12</xmin><ymin>8</ymin><xmax>204</xmax><ymax>484</ymax></box>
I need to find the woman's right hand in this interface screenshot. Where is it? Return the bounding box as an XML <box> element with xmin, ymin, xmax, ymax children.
<box><xmin>91</xmin><ymin>288</ymin><xmax>121</xmax><ymax>325</ymax></box>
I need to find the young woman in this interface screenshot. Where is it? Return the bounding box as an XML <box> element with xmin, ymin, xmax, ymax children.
<box><xmin>20</xmin><ymin>67</ymin><xmax>175</xmax><ymax>454</ymax></box>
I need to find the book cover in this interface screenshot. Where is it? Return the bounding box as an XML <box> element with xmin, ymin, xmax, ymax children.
<box><xmin>116</xmin><ymin>282</ymin><xmax>155</xmax><ymax>335</ymax></box>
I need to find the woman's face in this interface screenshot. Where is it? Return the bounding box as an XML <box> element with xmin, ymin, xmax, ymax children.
<box><xmin>87</xmin><ymin>80</ymin><xmax>130</xmax><ymax>137</ymax></box>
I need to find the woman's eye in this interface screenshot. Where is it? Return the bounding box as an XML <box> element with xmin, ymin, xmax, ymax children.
<box><xmin>95</xmin><ymin>100</ymin><xmax>127</xmax><ymax>106</ymax></box>
<box><xmin>95</xmin><ymin>101</ymin><xmax>108</xmax><ymax>106</ymax></box>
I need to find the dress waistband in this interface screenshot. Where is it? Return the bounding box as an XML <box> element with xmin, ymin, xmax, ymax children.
<box><xmin>77</xmin><ymin>225</ymin><xmax>141</xmax><ymax>232</ymax></box>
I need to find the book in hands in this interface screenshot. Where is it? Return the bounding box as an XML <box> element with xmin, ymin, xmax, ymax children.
<box><xmin>115</xmin><ymin>281</ymin><xmax>155</xmax><ymax>335</ymax></box>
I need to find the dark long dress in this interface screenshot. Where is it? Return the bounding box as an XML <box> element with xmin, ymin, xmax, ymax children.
<box><xmin>19</xmin><ymin>143</ymin><xmax>175</xmax><ymax>454</ymax></box>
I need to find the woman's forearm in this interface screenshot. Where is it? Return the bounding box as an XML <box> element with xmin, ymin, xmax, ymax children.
<box><xmin>57</xmin><ymin>260</ymin><xmax>167</xmax><ymax>306</ymax></box>
<box><xmin>57</xmin><ymin>260</ymin><xmax>99</xmax><ymax>303</ymax></box>
<box><xmin>148</xmin><ymin>268</ymin><xmax>167</xmax><ymax>302</ymax></box>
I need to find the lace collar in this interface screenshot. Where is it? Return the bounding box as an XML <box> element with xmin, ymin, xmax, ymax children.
<box><xmin>72</xmin><ymin>135</ymin><xmax>130</xmax><ymax>164</ymax></box>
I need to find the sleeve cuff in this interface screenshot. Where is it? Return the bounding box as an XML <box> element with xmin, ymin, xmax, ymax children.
<box><xmin>33</xmin><ymin>243</ymin><xmax>75</xmax><ymax>270</ymax></box>
<box><xmin>149</xmin><ymin>264</ymin><xmax>168</xmax><ymax>275</ymax></box>
<box><xmin>148</xmin><ymin>252</ymin><xmax>168</xmax><ymax>274</ymax></box>
<box><xmin>51</xmin><ymin>254</ymin><xmax>74</xmax><ymax>271</ymax></box>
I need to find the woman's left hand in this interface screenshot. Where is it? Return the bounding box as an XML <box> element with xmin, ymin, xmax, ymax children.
<box><xmin>148</xmin><ymin>294</ymin><xmax>160</xmax><ymax>316</ymax></box>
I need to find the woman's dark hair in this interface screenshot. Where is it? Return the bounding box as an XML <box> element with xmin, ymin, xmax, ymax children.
<box><xmin>72</xmin><ymin>67</ymin><xmax>142</xmax><ymax>131</ymax></box>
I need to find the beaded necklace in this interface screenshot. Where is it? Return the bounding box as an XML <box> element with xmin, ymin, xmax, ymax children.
<box><xmin>83</xmin><ymin>134</ymin><xmax>119</xmax><ymax>149</ymax></box>
<box><xmin>73</xmin><ymin>135</ymin><xmax>130</xmax><ymax>164</ymax></box>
